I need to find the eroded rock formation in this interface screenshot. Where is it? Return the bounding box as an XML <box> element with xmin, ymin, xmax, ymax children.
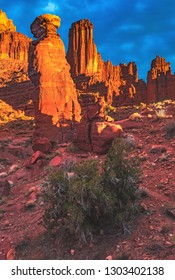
<box><xmin>76</xmin><ymin>97</ymin><xmax>123</xmax><ymax>154</ymax></box>
<box><xmin>0</xmin><ymin>10</ymin><xmax>34</xmax><ymax>112</ymax></box>
<box><xmin>147</xmin><ymin>56</ymin><xmax>175</xmax><ymax>103</ymax></box>
<box><xmin>28</xmin><ymin>14</ymin><xmax>81</xmax><ymax>141</ymax></box>
<box><xmin>67</xmin><ymin>19</ymin><xmax>147</xmax><ymax>106</ymax></box>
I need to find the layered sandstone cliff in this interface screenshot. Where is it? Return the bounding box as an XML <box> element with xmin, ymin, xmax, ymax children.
<box><xmin>28</xmin><ymin>14</ymin><xmax>81</xmax><ymax>140</ymax></box>
<box><xmin>0</xmin><ymin>10</ymin><xmax>34</xmax><ymax>111</ymax></box>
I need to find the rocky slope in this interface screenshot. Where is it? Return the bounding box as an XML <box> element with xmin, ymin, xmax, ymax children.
<box><xmin>1</xmin><ymin>100</ymin><xmax>175</xmax><ymax>260</ymax></box>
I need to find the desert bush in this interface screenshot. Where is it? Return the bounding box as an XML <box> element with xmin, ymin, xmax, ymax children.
<box><xmin>155</xmin><ymin>109</ymin><xmax>166</xmax><ymax>119</ymax></box>
<box><xmin>129</xmin><ymin>112</ymin><xmax>142</xmax><ymax>121</ymax></box>
<box><xmin>102</xmin><ymin>138</ymin><xmax>140</xmax><ymax>223</ymax></box>
<box><xmin>42</xmin><ymin>139</ymin><xmax>140</xmax><ymax>243</ymax></box>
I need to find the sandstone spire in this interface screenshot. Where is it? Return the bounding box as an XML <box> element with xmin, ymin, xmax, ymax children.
<box><xmin>147</xmin><ymin>56</ymin><xmax>175</xmax><ymax>103</ymax></box>
<box><xmin>28</xmin><ymin>14</ymin><xmax>81</xmax><ymax>141</ymax></box>
<box><xmin>67</xmin><ymin>18</ymin><xmax>146</xmax><ymax>106</ymax></box>
<box><xmin>67</xmin><ymin>19</ymin><xmax>99</xmax><ymax>76</ymax></box>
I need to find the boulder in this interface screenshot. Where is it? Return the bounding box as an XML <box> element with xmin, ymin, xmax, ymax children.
<box><xmin>49</xmin><ymin>156</ymin><xmax>62</xmax><ymax>167</ymax></box>
<box><xmin>32</xmin><ymin>138</ymin><xmax>52</xmax><ymax>153</ymax></box>
<box><xmin>91</xmin><ymin>122</ymin><xmax>123</xmax><ymax>154</ymax></box>
<box><xmin>31</xmin><ymin>151</ymin><xmax>46</xmax><ymax>164</ymax></box>
<box><xmin>76</xmin><ymin>99</ymin><xmax>123</xmax><ymax>154</ymax></box>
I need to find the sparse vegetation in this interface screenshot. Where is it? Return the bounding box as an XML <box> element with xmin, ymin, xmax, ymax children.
<box><xmin>129</xmin><ymin>112</ymin><xmax>142</xmax><ymax>121</ymax></box>
<box><xmin>42</xmin><ymin>138</ymin><xmax>140</xmax><ymax>243</ymax></box>
<box><xmin>155</xmin><ymin>109</ymin><xmax>166</xmax><ymax>119</ymax></box>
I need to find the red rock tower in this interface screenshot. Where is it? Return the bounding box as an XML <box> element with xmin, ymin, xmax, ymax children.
<box><xmin>67</xmin><ymin>19</ymin><xmax>99</xmax><ymax>76</ymax></box>
<box><xmin>28</xmin><ymin>14</ymin><xmax>81</xmax><ymax>141</ymax></box>
<box><xmin>147</xmin><ymin>56</ymin><xmax>175</xmax><ymax>103</ymax></box>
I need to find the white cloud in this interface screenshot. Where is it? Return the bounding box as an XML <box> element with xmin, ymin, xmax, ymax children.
<box><xmin>43</xmin><ymin>1</ymin><xmax>59</xmax><ymax>13</ymax></box>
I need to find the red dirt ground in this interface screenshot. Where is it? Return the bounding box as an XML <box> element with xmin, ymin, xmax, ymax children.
<box><xmin>0</xmin><ymin>101</ymin><xmax>175</xmax><ymax>260</ymax></box>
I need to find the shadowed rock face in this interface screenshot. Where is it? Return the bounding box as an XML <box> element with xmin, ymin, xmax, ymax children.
<box><xmin>28</xmin><ymin>14</ymin><xmax>81</xmax><ymax>141</ymax></box>
<box><xmin>147</xmin><ymin>56</ymin><xmax>175</xmax><ymax>103</ymax></box>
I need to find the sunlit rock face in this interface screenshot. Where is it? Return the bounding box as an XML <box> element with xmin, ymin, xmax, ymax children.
<box><xmin>67</xmin><ymin>19</ymin><xmax>99</xmax><ymax>76</ymax></box>
<box><xmin>0</xmin><ymin>10</ymin><xmax>34</xmax><ymax>110</ymax></box>
<box><xmin>0</xmin><ymin>10</ymin><xmax>30</xmax><ymax>61</ymax></box>
<box><xmin>28</xmin><ymin>14</ymin><xmax>81</xmax><ymax>140</ymax></box>
<box><xmin>67</xmin><ymin>19</ymin><xmax>146</xmax><ymax>106</ymax></box>
<box><xmin>147</xmin><ymin>56</ymin><xmax>175</xmax><ymax>103</ymax></box>
<box><xmin>0</xmin><ymin>9</ymin><xmax>16</xmax><ymax>33</ymax></box>
<box><xmin>76</xmin><ymin>97</ymin><xmax>123</xmax><ymax>154</ymax></box>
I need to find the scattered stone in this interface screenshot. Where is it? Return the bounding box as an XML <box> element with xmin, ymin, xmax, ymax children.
<box><xmin>6</xmin><ymin>248</ymin><xmax>16</xmax><ymax>260</ymax></box>
<box><xmin>31</xmin><ymin>151</ymin><xmax>46</xmax><ymax>164</ymax></box>
<box><xmin>25</xmin><ymin>200</ymin><xmax>36</xmax><ymax>209</ymax></box>
<box><xmin>160</xmin><ymin>178</ymin><xmax>169</xmax><ymax>185</ymax></box>
<box><xmin>32</xmin><ymin>138</ymin><xmax>52</xmax><ymax>153</ymax></box>
<box><xmin>8</xmin><ymin>164</ymin><xmax>20</xmax><ymax>174</ymax></box>
<box><xmin>106</xmin><ymin>255</ymin><xmax>113</xmax><ymax>260</ymax></box>
<box><xmin>139</xmin><ymin>155</ymin><xmax>148</xmax><ymax>161</ymax></box>
<box><xmin>0</xmin><ymin>179</ymin><xmax>11</xmax><ymax>196</ymax></box>
<box><xmin>165</xmin><ymin>208</ymin><xmax>175</xmax><ymax>219</ymax></box>
<box><xmin>140</xmin><ymin>203</ymin><xmax>148</xmax><ymax>212</ymax></box>
<box><xmin>158</xmin><ymin>153</ymin><xmax>170</xmax><ymax>162</ymax></box>
<box><xmin>70</xmin><ymin>249</ymin><xmax>75</xmax><ymax>256</ymax></box>
<box><xmin>8</xmin><ymin>181</ymin><xmax>14</xmax><ymax>188</ymax></box>
<box><xmin>149</xmin><ymin>145</ymin><xmax>167</xmax><ymax>154</ymax></box>
<box><xmin>25</xmin><ymin>187</ymin><xmax>38</xmax><ymax>197</ymax></box>
<box><xmin>0</xmin><ymin>172</ymin><xmax>8</xmax><ymax>178</ymax></box>
<box><xmin>4</xmin><ymin>219</ymin><xmax>10</xmax><ymax>226</ymax></box>
<box><xmin>49</xmin><ymin>156</ymin><xmax>62</xmax><ymax>167</ymax></box>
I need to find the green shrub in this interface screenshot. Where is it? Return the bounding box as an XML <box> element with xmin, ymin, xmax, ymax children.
<box><xmin>42</xmin><ymin>139</ymin><xmax>140</xmax><ymax>243</ymax></box>
<box><xmin>102</xmin><ymin>138</ymin><xmax>140</xmax><ymax>223</ymax></box>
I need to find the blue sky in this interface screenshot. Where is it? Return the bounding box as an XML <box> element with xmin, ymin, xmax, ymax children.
<box><xmin>1</xmin><ymin>0</ymin><xmax>175</xmax><ymax>81</ymax></box>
